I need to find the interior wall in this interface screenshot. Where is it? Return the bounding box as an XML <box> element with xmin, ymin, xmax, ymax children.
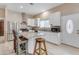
<box><xmin>6</xmin><ymin>9</ymin><xmax>22</xmax><ymax>22</ymax></box>
<box><xmin>0</xmin><ymin>8</ymin><xmax>5</xmax><ymax>18</ymax></box>
<box><xmin>5</xmin><ymin>8</ymin><xmax>22</xmax><ymax>41</ymax></box>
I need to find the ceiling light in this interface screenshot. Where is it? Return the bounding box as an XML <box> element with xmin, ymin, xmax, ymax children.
<box><xmin>42</xmin><ymin>11</ymin><xmax>49</xmax><ymax>16</ymax></box>
<box><xmin>41</xmin><ymin>11</ymin><xmax>50</xmax><ymax>18</ymax></box>
<box><xmin>20</xmin><ymin>6</ymin><xmax>23</xmax><ymax>9</ymax></box>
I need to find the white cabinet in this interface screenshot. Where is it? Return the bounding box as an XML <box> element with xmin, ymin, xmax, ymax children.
<box><xmin>61</xmin><ymin>13</ymin><xmax>79</xmax><ymax>48</ymax></box>
<box><xmin>40</xmin><ymin>31</ymin><xmax>61</xmax><ymax>45</ymax></box>
<box><xmin>49</xmin><ymin>12</ymin><xmax>61</xmax><ymax>26</ymax></box>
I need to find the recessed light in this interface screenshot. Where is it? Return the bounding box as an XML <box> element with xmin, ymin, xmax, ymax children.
<box><xmin>20</xmin><ymin>6</ymin><xmax>23</xmax><ymax>9</ymax></box>
<box><xmin>42</xmin><ymin>11</ymin><xmax>49</xmax><ymax>15</ymax></box>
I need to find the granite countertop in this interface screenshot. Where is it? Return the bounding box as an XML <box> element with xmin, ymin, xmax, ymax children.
<box><xmin>20</xmin><ymin>30</ymin><xmax>60</xmax><ymax>54</ymax></box>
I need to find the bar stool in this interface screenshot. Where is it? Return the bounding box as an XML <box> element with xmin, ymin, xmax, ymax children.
<box><xmin>12</xmin><ymin>30</ymin><xmax>28</xmax><ymax>55</ymax></box>
<box><xmin>12</xmin><ymin>30</ymin><xmax>17</xmax><ymax>53</ymax></box>
<box><xmin>33</xmin><ymin>38</ymin><xmax>48</xmax><ymax>55</ymax></box>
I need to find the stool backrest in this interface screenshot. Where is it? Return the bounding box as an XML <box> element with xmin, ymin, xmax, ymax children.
<box><xmin>12</xmin><ymin>30</ymin><xmax>17</xmax><ymax>52</ymax></box>
<box><xmin>13</xmin><ymin>30</ymin><xmax>17</xmax><ymax>39</ymax></box>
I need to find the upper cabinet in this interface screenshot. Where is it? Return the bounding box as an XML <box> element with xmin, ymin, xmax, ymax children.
<box><xmin>49</xmin><ymin>12</ymin><xmax>61</xmax><ymax>26</ymax></box>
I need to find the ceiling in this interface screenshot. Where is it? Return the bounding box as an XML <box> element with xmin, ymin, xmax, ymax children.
<box><xmin>0</xmin><ymin>3</ymin><xmax>62</xmax><ymax>16</ymax></box>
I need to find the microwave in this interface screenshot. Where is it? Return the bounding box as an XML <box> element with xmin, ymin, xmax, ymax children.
<box><xmin>51</xmin><ymin>26</ymin><xmax>60</xmax><ymax>32</ymax></box>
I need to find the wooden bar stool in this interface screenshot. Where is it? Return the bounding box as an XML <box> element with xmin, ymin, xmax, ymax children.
<box><xmin>33</xmin><ymin>38</ymin><xmax>48</xmax><ymax>55</ymax></box>
<box><xmin>13</xmin><ymin>30</ymin><xmax>28</xmax><ymax>55</ymax></box>
<box><xmin>12</xmin><ymin>30</ymin><xmax>17</xmax><ymax>53</ymax></box>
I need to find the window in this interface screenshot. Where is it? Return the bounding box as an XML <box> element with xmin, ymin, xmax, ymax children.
<box><xmin>37</xmin><ymin>19</ymin><xmax>50</xmax><ymax>28</ymax></box>
<box><xmin>27</xmin><ymin>18</ymin><xmax>35</xmax><ymax>26</ymax></box>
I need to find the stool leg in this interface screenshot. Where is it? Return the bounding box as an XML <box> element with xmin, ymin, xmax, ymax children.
<box><xmin>39</xmin><ymin>42</ymin><xmax>41</xmax><ymax>55</ymax></box>
<box><xmin>43</xmin><ymin>41</ymin><xmax>48</xmax><ymax>55</ymax></box>
<box><xmin>26</xmin><ymin>40</ymin><xmax>28</xmax><ymax>54</ymax></box>
<box><xmin>33</xmin><ymin>41</ymin><xmax>37</xmax><ymax>55</ymax></box>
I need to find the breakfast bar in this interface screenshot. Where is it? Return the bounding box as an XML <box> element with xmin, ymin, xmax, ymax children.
<box><xmin>20</xmin><ymin>31</ymin><xmax>60</xmax><ymax>54</ymax></box>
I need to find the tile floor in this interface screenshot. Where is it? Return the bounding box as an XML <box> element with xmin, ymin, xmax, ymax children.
<box><xmin>0</xmin><ymin>41</ymin><xmax>79</xmax><ymax>55</ymax></box>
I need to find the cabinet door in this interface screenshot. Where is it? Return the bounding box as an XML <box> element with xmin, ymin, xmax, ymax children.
<box><xmin>0</xmin><ymin>20</ymin><xmax>4</xmax><ymax>36</ymax></box>
<box><xmin>49</xmin><ymin>12</ymin><xmax>61</xmax><ymax>26</ymax></box>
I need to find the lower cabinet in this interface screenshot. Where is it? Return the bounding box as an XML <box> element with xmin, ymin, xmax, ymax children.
<box><xmin>42</xmin><ymin>32</ymin><xmax>61</xmax><ymax>45</ymax></box>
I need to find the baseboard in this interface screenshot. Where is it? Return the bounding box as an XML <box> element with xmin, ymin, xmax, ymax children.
<box><xmin>46</xmin><ymin>41</ymin><xmax>61</xmax><ymax>46</ymax></box>
<box><xmin>62</xmin><ymin>43</ymin><xmax>79</xmax><ymax>49</ymax></box>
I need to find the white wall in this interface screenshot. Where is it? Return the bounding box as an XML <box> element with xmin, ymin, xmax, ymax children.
<box><xmin>61</xmin><ymin>13</ymin><xmax>79</xmax><ymax>48</ymax></box>
<box><xmin>6</xmin><ymin>9</ymin><xmax>22</xmax><ymax>22</ymax></box>
<box><xmin>5</xmin><ymin>8</ymin><xmax>22</xmax><ymax>41</ymax></box>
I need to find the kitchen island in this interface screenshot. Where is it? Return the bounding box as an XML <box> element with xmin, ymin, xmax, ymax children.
<box><xmin>20</xmin><ymin>31</ymin><xmax>61</xmax><ymax>54</ymax></box>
